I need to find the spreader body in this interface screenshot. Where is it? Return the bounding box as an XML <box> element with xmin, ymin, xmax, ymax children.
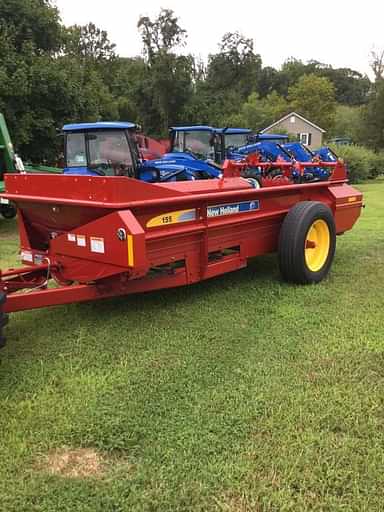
<box><xmin>0</xmin><ymin>160</ymin><xmax>362</xmax><ymax>327</ymax></box>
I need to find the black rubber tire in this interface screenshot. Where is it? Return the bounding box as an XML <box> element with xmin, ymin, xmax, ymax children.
<box><xmin>1</xmin><ymin>204</ymin><xmax>17</xmax><ymax>219</ymax></box>
<box><xmin>278</xmin><ymin>201</ymin><xmax>336</xmax><ymax>284</ymax></box>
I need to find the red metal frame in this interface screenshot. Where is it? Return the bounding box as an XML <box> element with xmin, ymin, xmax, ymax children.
<box><xmin>0</xmin><ymin>161</ymin><xmax>363</xmax><ymax>324</ymax></box>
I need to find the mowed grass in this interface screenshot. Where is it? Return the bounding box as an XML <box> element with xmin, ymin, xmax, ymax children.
<box><xmin>0</xmin><ymin>181</ymin><xmax>383</xmax><ymax>511</ymax></box>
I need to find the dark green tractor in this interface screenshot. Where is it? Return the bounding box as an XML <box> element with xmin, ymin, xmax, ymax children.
<box><xmin>0</xmin><ymin>113</ymin><xmax>17</xmax><ymax>219</ymax></box>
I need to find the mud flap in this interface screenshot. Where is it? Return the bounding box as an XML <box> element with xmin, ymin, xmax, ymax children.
<box><xmin>0</xmin><ymin>292</ymin><xmax>8</xmax><ymax>349</ymax></box>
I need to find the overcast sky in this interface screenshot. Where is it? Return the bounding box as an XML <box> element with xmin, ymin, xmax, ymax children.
<box><xmin>54</xmin><ymin>0</ymin><xmax>383</xmax><ymax>78</ymax></box>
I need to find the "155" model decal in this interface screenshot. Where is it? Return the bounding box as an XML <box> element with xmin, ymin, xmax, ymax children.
<box><xmin>147</xmin><ymin>209</ymin><xmax>197</xmax><ymax>228</ymax></box>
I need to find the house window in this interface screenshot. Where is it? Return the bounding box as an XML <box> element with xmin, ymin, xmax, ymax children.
<box><xmin>290</xmin><ymin>115</ymin><xmax>296</xmax><ymax>124</ymax></box>
<box><xmin>299</xmin><ymin>132</ymin><xmax>311</xmax><ymax>145</ymax></box>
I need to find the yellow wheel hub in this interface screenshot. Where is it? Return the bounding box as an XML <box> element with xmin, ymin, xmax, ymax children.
<box><xmin>305</xmin><ymin>219</ymin><xmax>330</xmax><ymax>272</ymax></box>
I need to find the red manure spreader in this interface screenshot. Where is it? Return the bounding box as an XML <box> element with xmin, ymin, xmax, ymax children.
<box><xmin>0</xmin><ymin>159</ymin><xmax>363</xmax><ymax>347</ymax></box>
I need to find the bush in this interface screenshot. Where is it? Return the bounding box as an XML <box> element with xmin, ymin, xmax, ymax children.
<box><xmin>369</xmin><ymin>151</ymin><xmax>384</xmax><ymax>179</ymax></box>
<box><xmin>329</xmin><ymin>144</ymin><xmax>384</xmax><ymax>183</ymax></box>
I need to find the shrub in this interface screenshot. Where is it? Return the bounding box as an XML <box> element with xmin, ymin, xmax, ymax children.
<box><xmin>329</xmin><ymin>144</ymin><xmax>384</xmax><ymax>183</ymax></box>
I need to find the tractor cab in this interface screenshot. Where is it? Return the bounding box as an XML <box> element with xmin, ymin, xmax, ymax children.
<box><xmin>169</xmin><ymin>126</ymin><xmax>255</xmax><ymax>165</ymax></box>
<box><xmin>168</xmin><ymin>125</ymin><xmax>291</xmax><ymax>165</ymax></box>
<box><xmin>63</xmin><ymin>123</ymin><xmax>222</xmax><ymax>182</ymax></box>
<box><xmin>218</xmin><ymin>128</ymin><xmax>252</xmax><ymax>159</ymax></box>
<box><xmin>169</xmin><ymin>126</ymin><xmax>222</xmax><ymax>162</ymax></box>
<box><xmin>63</xmin><ymin>122</ymin><xmax>139</xmax><ymax>178</ymax></box>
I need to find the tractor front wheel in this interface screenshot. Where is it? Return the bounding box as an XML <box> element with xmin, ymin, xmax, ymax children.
<box><xmin>278</xmin><ymin>201</ymin><xmax>336</xmax><ymax>284</ymax></box>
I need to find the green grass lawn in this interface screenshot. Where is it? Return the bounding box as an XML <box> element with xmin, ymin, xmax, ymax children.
<box><xmin>0</xmin><ymin>181</ymin><xmax>383</xmax><ymax>511</ymax></box>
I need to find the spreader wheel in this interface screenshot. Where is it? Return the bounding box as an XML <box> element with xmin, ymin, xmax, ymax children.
<box><xmin>278</xmin><ymin>201</ymin><xmax>336</xmax><ymax>284</ymax></box>
<box><xmin>1</xmin><ymin>204</ymin><xmax>17</xmax><ymax>219</ymax></box>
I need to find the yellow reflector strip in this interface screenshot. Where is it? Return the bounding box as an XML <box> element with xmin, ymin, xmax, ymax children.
<box><xmin>127</xmin><ymin>235</ymin><xmax>134</xmax><ymax>267</ymax></box>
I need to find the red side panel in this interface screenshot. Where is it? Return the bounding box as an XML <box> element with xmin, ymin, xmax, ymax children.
<box><xmin>328</xmin><ymin>183</ymin><xmax>363</xmax><ymax>233</ymax></box>
<box><xmin>50</xmin><ymin>210</ymin><xmax>148</xmax><ymax>282</ymax></box>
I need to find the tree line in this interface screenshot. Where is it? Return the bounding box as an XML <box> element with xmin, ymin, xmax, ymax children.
<box><xmin>0</xmin><ymin>0</ymin><xmax>383</xmax><ymax>163</ymax></box>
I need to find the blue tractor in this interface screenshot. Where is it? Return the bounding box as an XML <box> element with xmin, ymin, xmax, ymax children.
<box><xmin>312</xmin><ymin>146</ymin><xmax>339</xmax><ymax>162</ymax></box>
<box><xmin>62</xmin><ymin>122</ymin><xmax>222</xmax><ymax>182</ymax></box>
<box><xmin>61</xmin><ymin>122</ymin><xmax>337</xmax><ymax>185</ymax></box>
<box><xmin>220</xmin><ymin>128</ymin><xmax>336</xmax><ymax>182</ymax></box>
<box><xmin>168</xmin><ymin>126</ymin><xmax>295</xmax><ymax>183</ymax></box>
<box><xmin>283</xmin><ymin>142</ymin><xmax>334</xmax><ymax>181</ymax></box>
<box><xmin>222</xmin><ymin>130</ymin><xmax>291</xmax><ymax>162</ymax></box>
<box><xmin>169</xmin><ymin>126</ymin><xmax>291</xmax><ymax>164</ymax></box>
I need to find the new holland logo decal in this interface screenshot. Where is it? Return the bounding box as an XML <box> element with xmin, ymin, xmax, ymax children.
<box><xmin>207</xmin><ymin>200</ymin><xmax>260</xmax><ymax>218</ymax></box>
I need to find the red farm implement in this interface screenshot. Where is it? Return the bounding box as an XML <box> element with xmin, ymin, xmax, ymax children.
<box><xmin>0</xmin><ymin>160</ymin><xmax>363</xmax><ymax>347</ymax></box>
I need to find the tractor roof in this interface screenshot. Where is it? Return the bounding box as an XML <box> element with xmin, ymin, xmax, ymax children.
<box><xmin>63</xmin><ymin>122</ymin><xmax>136</xmax><ymax>132</ymax></box>
<box><xmin>170</xmin><ymin>126</ymin><xmax>218</xmax><ymax>132</ymax></box>
<box><xmin>255</xmin><ymin>133</ymin><xmax>288</xmax><ymax>141</ymax></box>
<box><xmin>218</xmin><ymin>128</ymin><xmax>252</xmax><ymax>135</ymax></box>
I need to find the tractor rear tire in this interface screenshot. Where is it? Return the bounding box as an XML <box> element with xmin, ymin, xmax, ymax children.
<box><xmin>278</xmin><ymin>201</ymin><xmax>336</xmax><ymax>284</ymax></box>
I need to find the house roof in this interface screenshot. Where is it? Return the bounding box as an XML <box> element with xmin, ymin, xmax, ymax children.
<box><xmin>260</xmin><ymin>112</ymin><xmax>326</xmax><ymax>134</ymax></box>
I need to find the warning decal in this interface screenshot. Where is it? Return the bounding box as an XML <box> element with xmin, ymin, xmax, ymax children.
<box><xmin>90</xmin><ymin>237</ymin><xmax>105</xmax><ymax>254</ymax></box>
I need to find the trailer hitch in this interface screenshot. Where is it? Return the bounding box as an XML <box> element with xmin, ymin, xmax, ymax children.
<box><xmin>0</xmin><ymin>292</ymin><xmax>7</xmax><ymax>349</ymax></box>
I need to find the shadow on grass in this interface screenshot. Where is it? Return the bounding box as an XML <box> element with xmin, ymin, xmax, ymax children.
<box><xmin>0</xmin><ymin>218</ymin><xmax>17</xmax><ymax>238</ymax></box>
<box><xmin>1</xmin><ymin>254</ymin><xmax>280</xmax><ymax>360</ymax></box>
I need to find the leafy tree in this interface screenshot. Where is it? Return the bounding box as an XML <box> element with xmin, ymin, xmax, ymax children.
<box><xmin>5</xmin><ymin>55</ymin><xmax>118</xmax><ymax>162</ymax></box>
<box><xmin>137</xmin><ymin>9</ymin><xmax>193</xmax><ymax>135</ymax></box>
<box><xmin>224</xmin><ymin>91</ymin><xmax>289</xmax><ymax>131</ymax></box>
<box><xmin>64</xmin><ymin>22</ymin><xmax>116</xmax><ymax>61</ymax></box>
<box><xmin>0</xmin><ymin>0</ymin><xmax>64</xmax><ymax>159</ymax></box>
<box><xmin>274</xmin><ymin>58</ymin><xmax>309</xmax><ymax>96</ymax></box>
<box><xmin>0</xmin><ymin>0</ymin><xmax>62</xmax><ymax>53</ymax></box>
<box><xmin>0</xmin><ymin>3</ymin><xmax>377</xmax><ymax>162</ymax></box>
<box><xmin>194</xmin><ymin>32</ymin><xmax>263</xmax><ymax>127</ymax></box>
<box><xmin>318</xmin><ymin>66</ymin><xmax>370</xmax><ymax>106</ymax></box>
<box><xmin>360</xmin><ymin>52</ymin><xmax>384</xmax><ymax>149</ymax></box>
<box><xmin>108</xmin><ymin>57</ymin><xmax>147</xmax><ymax>121</ymax></box>
<box><xmin>273</xmin><ymin>58</ymin><xmax>370</xmax><ymax>106</ymax></box>
<box><xmin>206</xmin><ymin>32</ymin><xmax>262</xmax><ymax>100</ymax></box>
<box><xmin>138</xmin><ymin>8</ymin><xmax>186</xmax><ymax>63</ymax></box>
<box><xmin>288</xmin><ymin>74</ymin><xmax>336</xmax><ymax>130</ymax></box>
<box><xmin>257</xmin><ymin>66</ymin><xmax>280</xmax><ymax>97</ymax></box>
<box><xmin>361</xmin><ymin>79</ymin><xmax>384</xmax><ymax>149</ymax></box>
<box><xmin>370</xmin><ymin>50</ymin><xmax>384</xmax><ymax>82</ymax></box>
<box><xmin>0</xmin><ymin>1</ymin><xmax>118</xmax><ymax>161</ymax></box>
<box><xmin>329</xmin><ymin>105</ymin><xmax>364</xmax><ymax>143</ymax></box>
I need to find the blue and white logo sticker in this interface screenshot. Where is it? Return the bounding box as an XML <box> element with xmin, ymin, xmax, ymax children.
<box><xmin>207</xmin><ymin>200</ymin><xmax>260</xmax><ymax>218</ymax></box>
